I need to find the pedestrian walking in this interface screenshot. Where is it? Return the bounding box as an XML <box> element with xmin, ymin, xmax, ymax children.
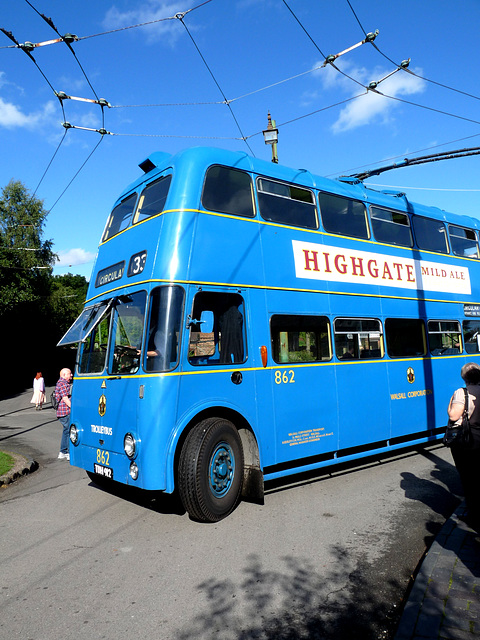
<box><xmin>30</xmin><ymin>371</ymin><xmax>46</xmax><ymax>410</ymax></box>
<box><xmin>447</xmin><ymin>361</ymin><xmax>480</xmax><ymax>531</ymax></box>
<box><xmin>54</xmin><ymin>368</ymin><xmax>73</xmax><ymax>460</ymax></box>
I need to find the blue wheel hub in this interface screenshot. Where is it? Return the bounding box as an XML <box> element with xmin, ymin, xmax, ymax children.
<box><xmin>209</xmin><ymin>442</ymin><xmax>235</xmax><ymax>498</ymax></box>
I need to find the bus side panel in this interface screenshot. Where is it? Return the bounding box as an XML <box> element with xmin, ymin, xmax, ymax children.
<box><xmin>264</xmin><ymin>289</ymin><xmax>339</xmax><ymax>466</ymax></box>
<box><xmin>335</xmin><ymin>361</ymin><xmax>390</xmax><ymax>449</ymax></box>
<box><xmin>387</xmin><ymin>359</ymin><xmax>435</xmax><ymax>437</ymax></box>
<box><xmin>174</xmin><ymin>369</ymin><xmax>258</xmax><ymax>450</ymax></box>
<box><xmin>269</xmin><ymin>362</ymin><xmax>339</xmax><ymax>465</ymax></box>
<box><xmin>189</xmin><ymin>215</ymin><xmax>265</xmax><ymax>287</ymax></box>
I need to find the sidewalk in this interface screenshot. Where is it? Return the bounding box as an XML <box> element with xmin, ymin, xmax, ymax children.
<box><xmin>395</xmin><ymin>502</ymin><xmax>480</xmax><ymax>639</ymax></box>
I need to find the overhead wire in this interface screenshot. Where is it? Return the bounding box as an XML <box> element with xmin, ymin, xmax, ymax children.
<box><xmin>281</xmin><ymin>0</ymin><xmax>371</xmax><ymax>92</ymax></box>
<box><xmin>47</xmin><ymin>136</ymin><xmax>105</xmax><ymax>214</ymax></box>
<box><xmin>1</xmin><ymin>2</ymin><xmax>114</xmax><ymax>212</ymax></box>
<box><xmin>24</xmin><ymin>0</ymin><xmax>100</xmax><ymax>102</ymax></box>
<box><xmin>345</xmin><ymin>0</ymin><xmax>480</xmax><ymax>103</ymax></box>
<box><xmin>0</xmin><ymin>0</ymin><xmax>215</xmax><ymax>48</ymax></box>
<box><xmin>78</xmin><ymin>0</ymin><xmax>214</xmax><ymax>42</ymax></box>
<box><xmin>2</xmin><ymin>0</ymin><xmax>480</xmax><ymax>217</ymax></box>
<box><xmin>175</xmin><ymin>14</ymin><xmax>255</xmax><ymax>156</ymax></box>
<box><xmin>0</xmin><ymin>27</ymin><xmax>65</xmax><ymax>121</ymax></box>
<box><xmin>31</xmin><ymin>130</ymin><xmax>68</xmax><ymax>198</ymax></box>
<box><xmin>282</xmin><ymin>0</ymin><xmax>480</xmax><ymax>145</ymax></box>
<box><xmin>369</xmin><ymin>88</ymin><xmax>480</xmax><ymax>127</ymax></box>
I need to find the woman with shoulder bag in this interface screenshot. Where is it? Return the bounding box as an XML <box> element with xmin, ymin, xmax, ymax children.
<box><xmin>447</xmin><ymin>361</ymin><xmax>480</xmax><ymax>531</ymax></box>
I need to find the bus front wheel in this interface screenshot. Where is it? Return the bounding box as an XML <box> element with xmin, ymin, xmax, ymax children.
<box><xmin>178</xmin><ymin>418</ymin><xmax>244</xmax><ymax>523</ymax></box>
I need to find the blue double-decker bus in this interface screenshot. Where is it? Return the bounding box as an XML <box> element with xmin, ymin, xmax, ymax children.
<box><xmin>59</xmin><ymin>146</ymin><xmax>480</xmax><ymax>522</ymax></box>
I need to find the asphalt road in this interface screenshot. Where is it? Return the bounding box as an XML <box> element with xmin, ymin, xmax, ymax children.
<box><xmin>0</xmin><ymin>389</ymin><xmax>463</xmax><ymax>640</ymax></box>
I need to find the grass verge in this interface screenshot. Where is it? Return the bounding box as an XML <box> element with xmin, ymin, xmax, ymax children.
<box><xmin>0</xmin><ymin>451</ymin><xmax>14</xmax><ymax>476</ymax></box>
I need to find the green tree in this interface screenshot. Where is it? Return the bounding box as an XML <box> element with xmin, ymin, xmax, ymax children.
<box><xmin>0</xmin><ymin>181</ymin><xmax>57</xmax><ymax>395</ymax></box>
<box><xmin>0</xmin><ymin>180</ymin><xmax>56</xmax><ymax>316</ymax></box>
<box><xmin>49</xmin><ymin>273</ymin><xmax>88</xmax><ymax>336</ymax></box>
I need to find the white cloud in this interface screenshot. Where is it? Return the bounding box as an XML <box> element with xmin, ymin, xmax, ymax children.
<box><xmin>311</xmin><ymin>59</ymin><xmax>426</xmax><ymax>133</ymax></box>
<box><xmin>56</xmin><ymin>248</ymin><xmax>96</xmax><ymax>267</ymax></box>
<box><xmin>0</xmin><ymin>97</ymin><xmax>56</xmax><ymax>129</ymax></box>
<box><xmin>103</xmin><ymin>0</ymin><xmax>195</xmax><ymax>45</ymax></box>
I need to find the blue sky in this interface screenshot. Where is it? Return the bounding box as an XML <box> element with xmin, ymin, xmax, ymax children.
<box><xmin>1</xmin><ymin>0</ymin><xmax>480</xmax><ymax>280</ymax></box>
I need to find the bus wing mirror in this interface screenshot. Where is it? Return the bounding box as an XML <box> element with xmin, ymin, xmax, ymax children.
<box><xmin>199</xmin><ymin>310</ymin><xmax>214</xmax><ymax>333</ymax></box>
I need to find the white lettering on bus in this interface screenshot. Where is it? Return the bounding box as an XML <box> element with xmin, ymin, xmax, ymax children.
<box><xmin>91</xmin><ymin>424</ymin><xmax>113</xmax><ymax>435</ymax></box>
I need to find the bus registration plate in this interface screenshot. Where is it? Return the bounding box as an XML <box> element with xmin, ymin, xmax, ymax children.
<box><xmin>94</xmin><ymin>463</ymin><xmax>113</xmax><ymax>479</ymax></box>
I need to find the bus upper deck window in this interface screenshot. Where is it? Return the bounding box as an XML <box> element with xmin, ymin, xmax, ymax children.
<box><xmin>448</xmin><ymin>225</ymin><xmax>479</xmax><ymax>258</ymax></box>
<box><xmin>257</xmin><ymin>178</ymin><xmax>318</xmax><ymax>229</ymax></box>
<box><xmin>319</xmin><ymin>193</ymin><xmax>369</xmax><ymax>239</ymax></box>
<box><xmin>370</xmin><ymin>206</ymin><xmax>413</xmax><ymax>247</ymax></box>
<box><xmin>134</xmin><ymin>174</ymin><xmax>172</xmax><ymax>224</ymax></box>
<box><xmin>102</xmin><ymin>193</ymin><xmax>137</xmax><ymax>242</ymax></box>
<box><xmin>412</xmin><ymin>216</ymin><xmax>449</xmax><ymax>254</ymax></box>
<box><xmin>202</xmin><ymin>165</ymin><xmax>255</xmax><ymax>218</ymax></box>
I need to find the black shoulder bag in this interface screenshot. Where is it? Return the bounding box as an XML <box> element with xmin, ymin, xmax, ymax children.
<box><xmin>51</xmin><ymin>387</ymin><xmax>59</xmax><ymax>411</ymax></box>
<box><xmin>443</xmin><ymin>388</ymin><xmax>473</xmax><ymax>448</ymax></box>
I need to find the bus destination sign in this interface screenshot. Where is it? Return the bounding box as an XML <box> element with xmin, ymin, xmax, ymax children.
<box><xmin>464</xmin><ymin>304</ymin><xmax>480</xmax><ymax>317</ymax></box>
<box><xmin>95</xmin><ymin>261</ymin><xmax>125</xmax><ymax>288</ymax></box>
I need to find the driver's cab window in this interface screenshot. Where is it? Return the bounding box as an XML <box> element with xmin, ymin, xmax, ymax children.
<box><xmin>78</xmin><ymin>311</ymin><xmax>112</xmax><ymax>374</ymax></box>
<box><xmin>144</xmin><ymin>285</ymin><xmax>185</xmax><ymax>372</ymax></box>
<box><xmin>109</xmin><ymin>291</ymin><xmax>147</xmax><ymax>375</ymax></box>
<box><xmin>188</xmin><ymin>292</ymin><xmax>246</xmax><ymax>365</ymax></box>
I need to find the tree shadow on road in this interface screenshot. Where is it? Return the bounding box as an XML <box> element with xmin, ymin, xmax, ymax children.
<box><xmin>173</xmin><ymin>550</ymin><xmax>404</xmax><ymax>640</ymax></box>
<box><xmin>400</xmin><ymin>446</ymin><xmax>463</xmax><ymax>547</ymax></box>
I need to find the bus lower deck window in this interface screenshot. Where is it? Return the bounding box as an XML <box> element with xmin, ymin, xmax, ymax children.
<box><xmin>385</xmin><ymin>318</ymin><xmax>426</xmax><ymax>357</ymax></box>
<box><xmin>271</xmin><ymin>315</ymin><xmax>331</xmax><ymax>363</ymax></box>
<box><xmin>334</xmin><ymin>318</ymin><xmax>384</xmax><ymax>360</ymax></box>
<box><xmin>188</xmin><ymin>292</ymin><xmax>246</xmax><ymax>365</ymax></box>
<box><xmin>428</xmin><ymin>320</ymin><xmax>462</xmax><ymax>355</ymax></box>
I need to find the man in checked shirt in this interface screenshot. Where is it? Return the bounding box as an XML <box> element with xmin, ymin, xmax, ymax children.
<box><xmin>54</xmin><ymin>368</ymin><xmax>73</xmax><ymax>460</ymax></box>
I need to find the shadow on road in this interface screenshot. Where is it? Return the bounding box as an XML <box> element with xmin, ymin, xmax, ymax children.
<box><xmin>0</xmin><ymin>418</ymin><xmax>57</xmax><ymax>442</ymax></box>
<box><xmin>86</xmin><ymin>474</ymin><xmax>186</xmax><ymax>517</ymax></box>
<box><xmin>400</xmin><ymin>446</ymin><xmax>462</xmax><ymax>547</ymax></box>
<box><xmin>172</xmin><ymin>550</ymin><xmax>403</xmax><ymax>640</ymax></box>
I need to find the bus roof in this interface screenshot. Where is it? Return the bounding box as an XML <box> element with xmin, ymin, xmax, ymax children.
<box><xmin>117</xmin><ymin>146</ymin><xmax>480</xmax><ymax>231</ymax></box>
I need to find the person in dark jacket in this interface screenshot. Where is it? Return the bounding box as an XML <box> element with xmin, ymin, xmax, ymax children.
<box><xmin>447</xmin><ymin>361</ymin><xmax>480</xmax><ymax>531</ymax></box>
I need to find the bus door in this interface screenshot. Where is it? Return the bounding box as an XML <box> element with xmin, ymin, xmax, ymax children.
<box><xmin>74</xmin><ymin>291</ymin><xmax>147</xmax><ymax>482</ymax></box>
<box><xmin>333</xmin><ymin>318</ymin><xmax>390</xmax><ymax>449</ymax></box>
<box><xmin>384</xmin><ymin>318</ymin><xmax>433</xmax><ymax>437</ymax></box>
<box><xmin>179</xmin><ymin>287</ymin><xmax>257</xmax><ymax>433</ymax></box>
<box><xmin>268</xmin><ymin>314</ymin><xmax>338</xmax><ymax>466</ymax></box>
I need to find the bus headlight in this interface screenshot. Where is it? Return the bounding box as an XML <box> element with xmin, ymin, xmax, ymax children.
<box><xmin>69</xmin><ymin>423</ymin><xmax>79</xmax><ymax>445</ymax></box>
<box><xmin>124</xmin><ymin>433</ymin><xmax>136</xmax><ymax>458</ymax></box>
<box><xmin>129</xmin><ymin>461</ymin><xmax>139</xmax><ymax>480</ymax></box>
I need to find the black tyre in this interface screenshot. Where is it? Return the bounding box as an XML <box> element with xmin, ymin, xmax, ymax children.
<box><xmin>178</xmin><ymin>418</ymin><xmax>244</xmax><ymax>522</ymax></box>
